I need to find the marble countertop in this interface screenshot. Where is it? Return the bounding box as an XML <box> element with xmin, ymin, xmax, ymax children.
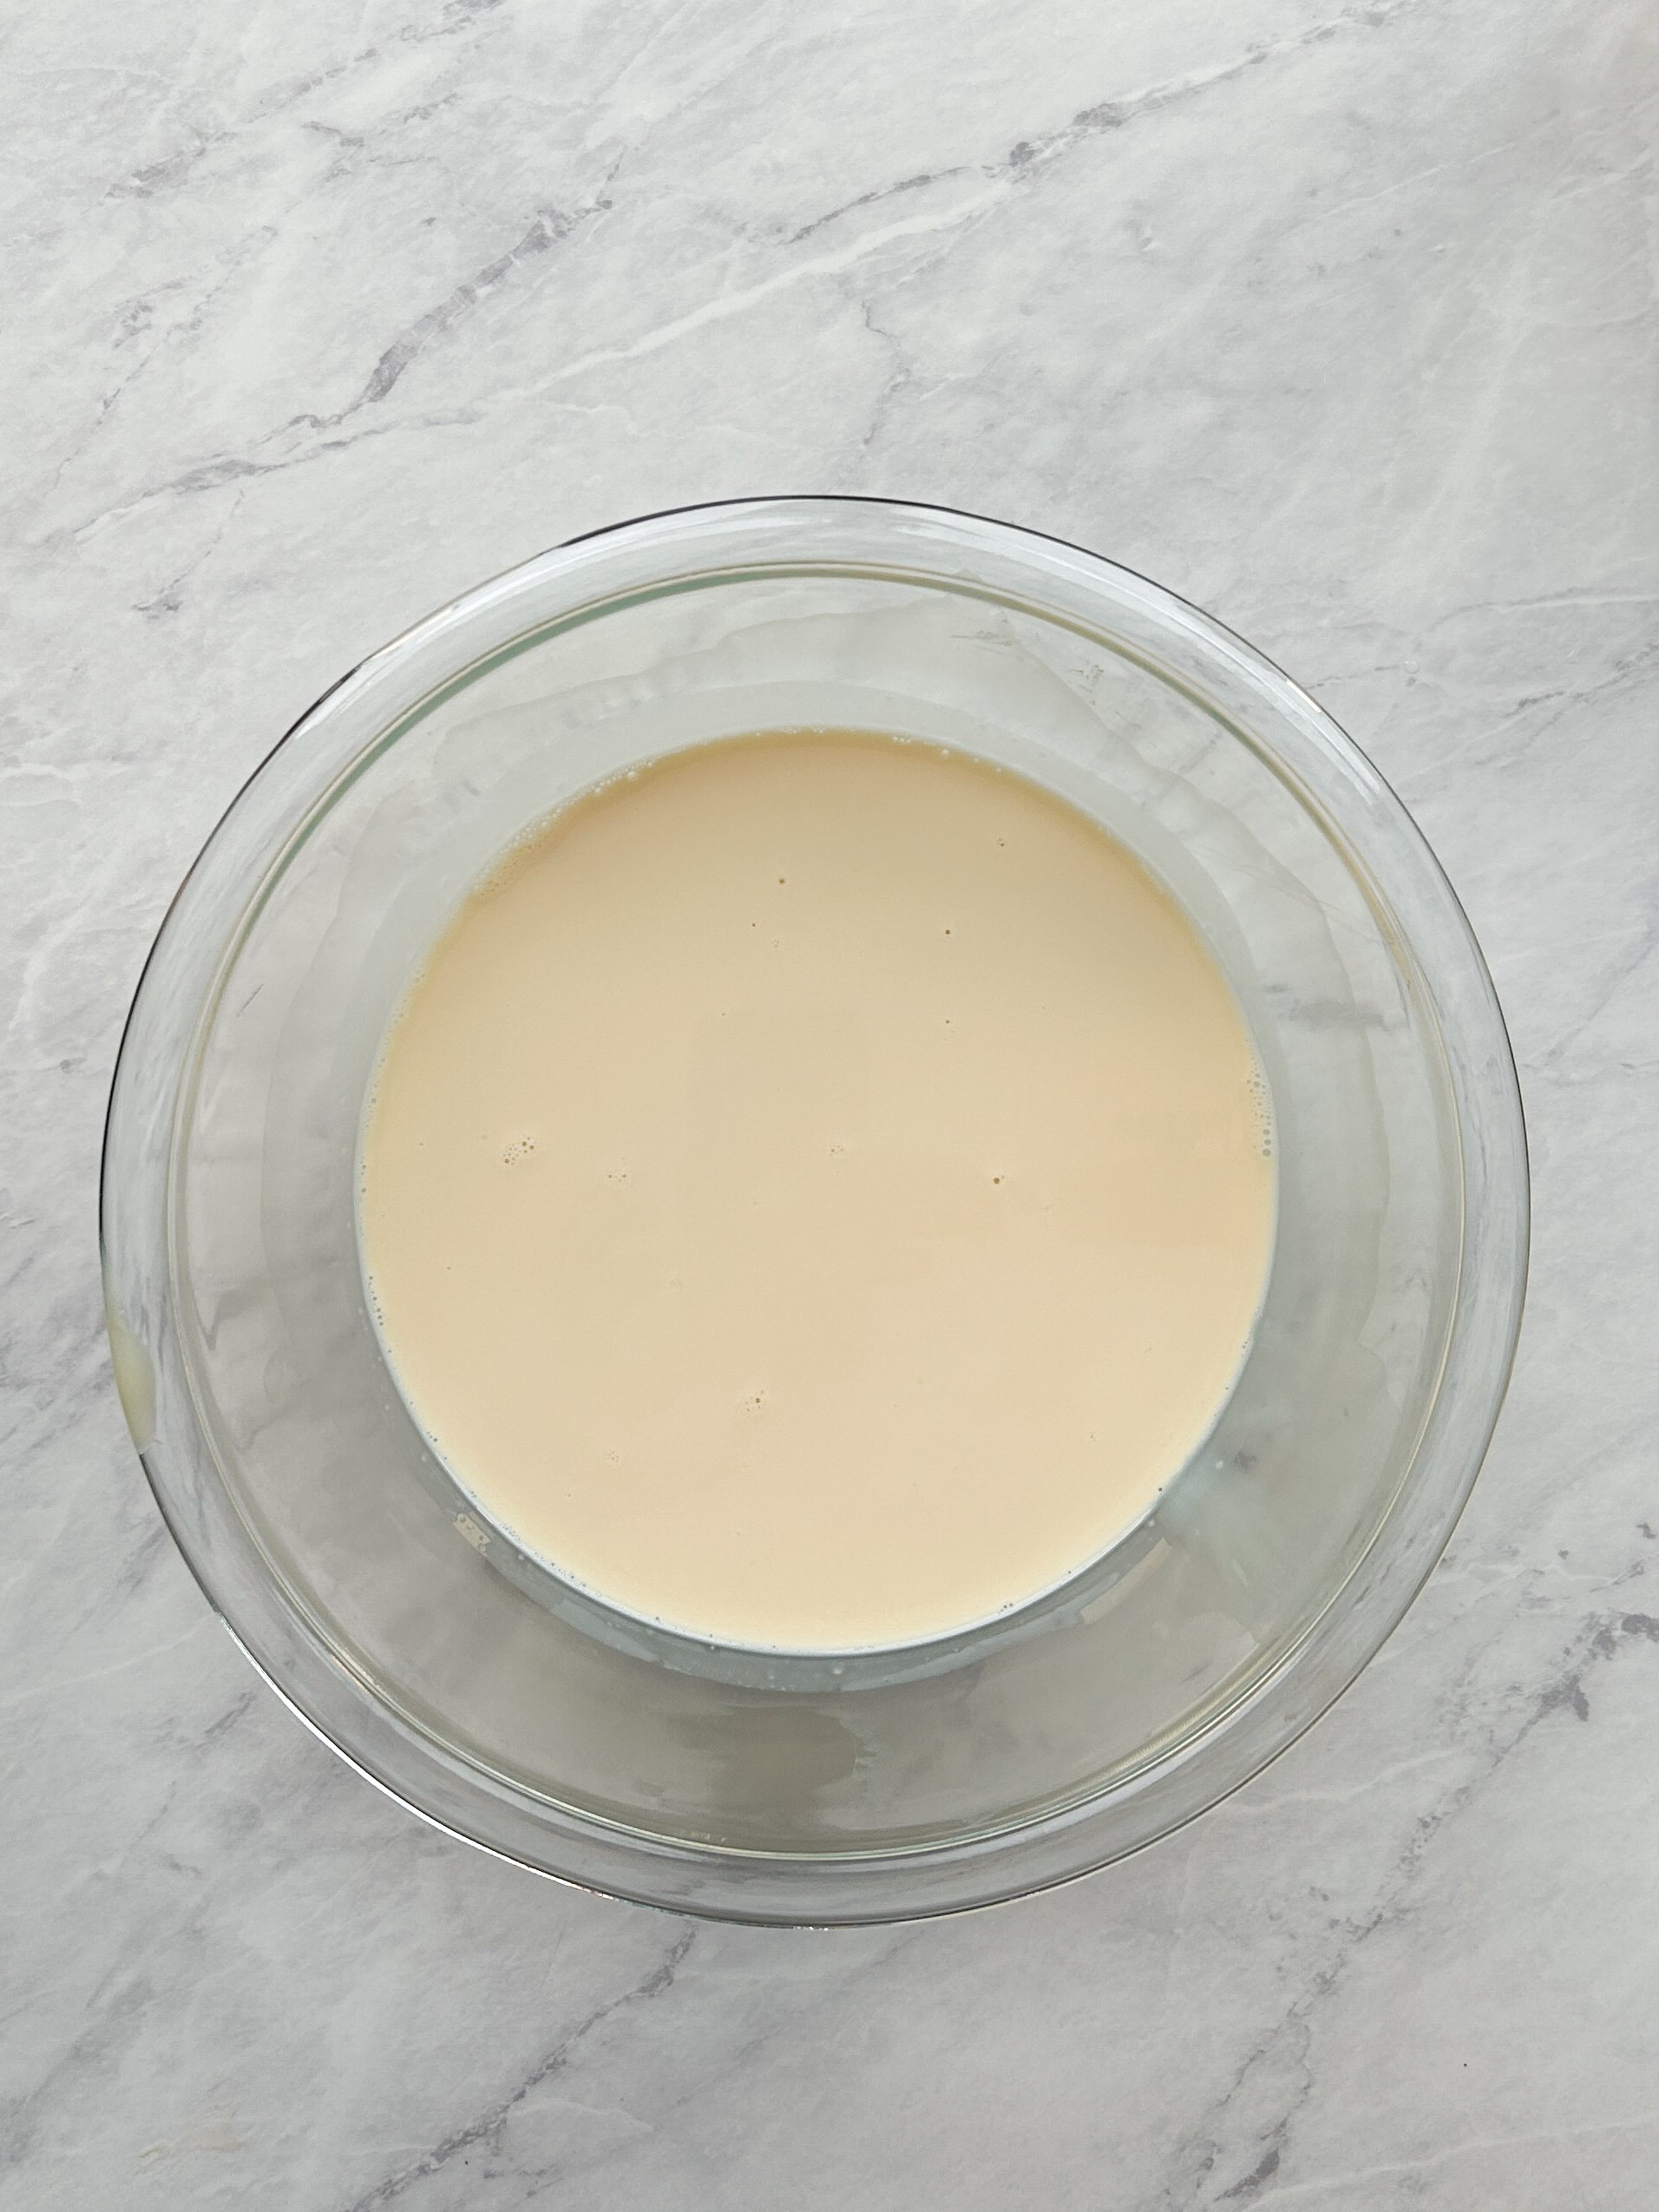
<box><xmin>5</xmin><ymin>0</ymin><xmax>1656</xmax><ymax>2202</ymax></box>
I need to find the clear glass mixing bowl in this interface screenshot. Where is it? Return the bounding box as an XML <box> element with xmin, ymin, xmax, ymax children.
<box><xmin>101</xmin><ymin>498</ymin><xmax>1527</xmax><ymax>1923</ymax></box>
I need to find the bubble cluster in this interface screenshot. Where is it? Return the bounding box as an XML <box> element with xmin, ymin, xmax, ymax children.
<box><xmin>1245</xmin><ymin>1065</ymin><xmax>1275</xmax><ymax>1160</ymax></box>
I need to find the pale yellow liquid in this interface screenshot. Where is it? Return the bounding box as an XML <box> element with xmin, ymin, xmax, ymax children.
<box><xmin>361</xmin><ymin>732</ymin><xmax>1274</xmax><ymax>1651</ymax></box>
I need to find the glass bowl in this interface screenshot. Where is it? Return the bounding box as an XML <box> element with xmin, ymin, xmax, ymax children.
<box><xmin>101</xmin><ymin>497</ymin><xmax>1528</xmax><ymax>1924</ymax></box>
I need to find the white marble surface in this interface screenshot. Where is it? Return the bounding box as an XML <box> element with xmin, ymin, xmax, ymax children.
<box><xmin>3</xmin><ymin>0</ymin><xmax>1656</xmax><ymax>2201</ymax></box>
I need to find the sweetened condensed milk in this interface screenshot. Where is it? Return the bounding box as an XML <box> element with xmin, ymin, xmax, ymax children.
<box><xmin>360</xmin><ymin>732</ymin><xmax>1274</xmax><ymax>1650</ymax></box>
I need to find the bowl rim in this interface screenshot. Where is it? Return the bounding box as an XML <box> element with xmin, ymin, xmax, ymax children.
<box><xmin>100</xmin><ymin>493</ymin><xmax>1530</xmax><ymax>1924</ymax></box>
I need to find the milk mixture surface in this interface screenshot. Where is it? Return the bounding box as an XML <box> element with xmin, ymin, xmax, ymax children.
<box><xmin>360</xmin><ymin>731</ymin><xmax>1274</xmax><ymax>1649</ymax></box>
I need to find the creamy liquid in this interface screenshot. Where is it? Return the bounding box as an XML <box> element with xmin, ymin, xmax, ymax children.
<box><xmin>361</xmin><ymin>731</ymin><xmax>1274</xmax><ymax>1651</ymax></box>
